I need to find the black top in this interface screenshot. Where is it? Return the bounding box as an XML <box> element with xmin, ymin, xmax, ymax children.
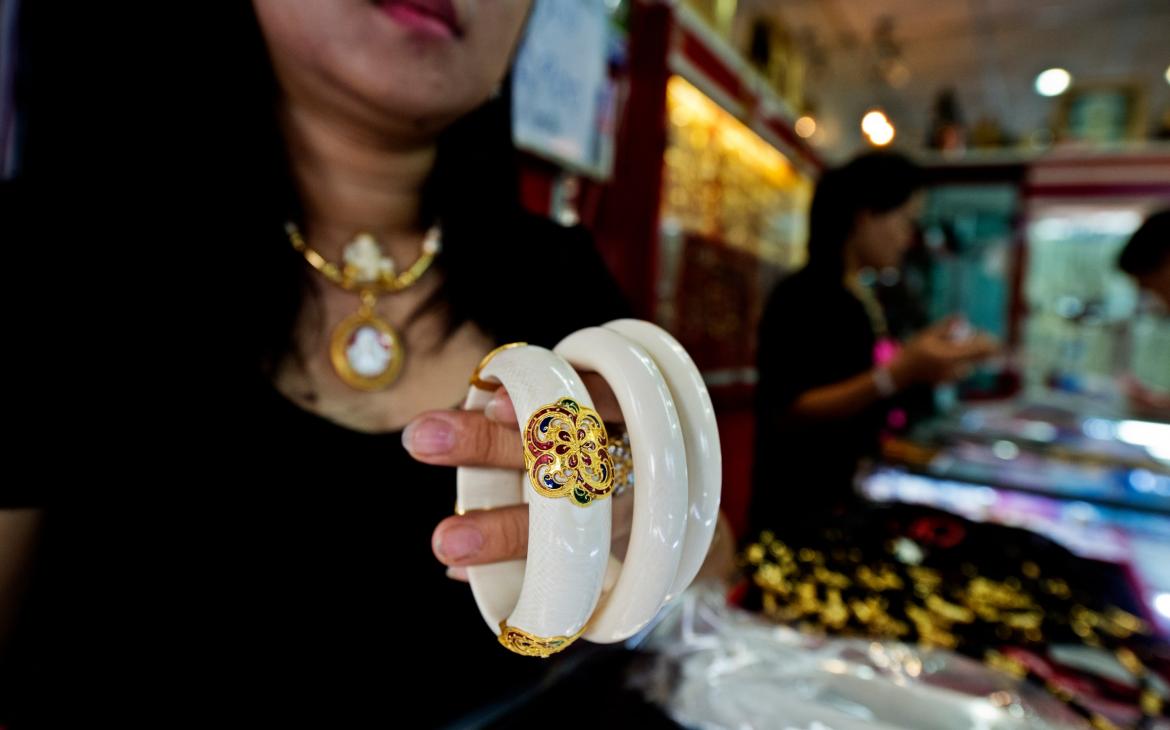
<box><xmin>750</xmin><ymin>267</ymin><xmax>885</xmax><ymax>536</ymax></box>
<box><xmin>0</xmin><ymin>219</ymin><xmax>652</xmax><ymax>729</ymax></box>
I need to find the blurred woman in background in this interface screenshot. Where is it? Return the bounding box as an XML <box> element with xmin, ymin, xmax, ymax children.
<box><xmin>751</xmin><ymin>152</ymin><xmax>997</xmax><ymax>536</ymax></box>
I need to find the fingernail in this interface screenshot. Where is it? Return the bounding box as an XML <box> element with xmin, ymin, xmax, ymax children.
<box><xmin>436</xmin><ymin>525</ymin><xmax>484</xmax><ymax>561</ymax></box>
<box><xmin>402</xmin><ymin>418</ymin><xmax>455</xmax><ymax>456</ymax></box>
<box><xmin>483</xmin><ymin>391</ymin><xmax>509</xmax><ymax>422</ymax></box>
<box><xmin>446</xmin><ymin>566</ymin><xmax>469</xmax><ymax>581</ymax></box>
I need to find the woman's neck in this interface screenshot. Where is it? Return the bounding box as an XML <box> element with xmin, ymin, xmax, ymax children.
<box><xmin>842</xmin><ymin>246</ymin><xmax>863</xmax><ymax>284</ymax></box>
<box><xmin>280</xmin><ymin>96</ymin><xmax>439</xmax><ymax>263</ymax></box>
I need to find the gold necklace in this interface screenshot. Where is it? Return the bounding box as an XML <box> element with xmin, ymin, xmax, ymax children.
<box><xmin>285</xmin><ymin>222</ymin><xmax>441</xmax><ymax>391</ymax></box>
<box><xmin>845</xmin><ymin>274</ymin><xmax>890</xmax><ymax>338</ymax></box>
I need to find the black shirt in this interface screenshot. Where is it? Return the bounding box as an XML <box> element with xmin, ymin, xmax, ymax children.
<box><xmin>1</xmin><ymin>218</ymin><xmax>647</xmax><ymax>729</ymax></box>
<box><xmin>750</xmin><ymin>267</ymin><xmax>885</xmax><ymax>535</ymax></box>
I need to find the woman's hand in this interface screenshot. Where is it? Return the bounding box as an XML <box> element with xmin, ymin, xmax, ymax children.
<box><xmin>890</xmin><ymin>318</ymin><xmax>999</xmax><ymax>387</ymax></box>
<box><xmin>403</xmin><ymin>374</ymin><xmax>632</xmax><ymax>580</ymax></box>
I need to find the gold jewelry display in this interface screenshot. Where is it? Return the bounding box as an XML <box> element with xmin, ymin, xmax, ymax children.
<box><xmin>285</xmin><ymin>222</ymin><xmax>441</xmax><ymax>390</ymax></box>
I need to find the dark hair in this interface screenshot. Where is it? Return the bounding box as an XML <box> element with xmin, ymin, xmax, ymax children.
<box><xmin>806</xmin><ymin>151</ymin><xmax>921</xmax><ymax>276</ymax></box>
<box><xmin>198</xmin><ymin>5</ymin><xmax>527</xmax><ymax>376</ymax></box>
<box><xmin>1118</xmin><ymin>209</ymin><xmax>1170</xmax><ymax>277</ymax></box>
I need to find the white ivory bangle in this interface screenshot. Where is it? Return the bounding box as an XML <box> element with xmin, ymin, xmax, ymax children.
<box><xmin>605</xmin><ymin>319</ymin><xmax>722</xmax><ymax>602</ymax></box>
<box><xmin>456</xmin><ymin>343</ymin><xmax>613</xmax><ymax>657</ymax></box>
<box><xmin>554</xmin><ymin>327</ymin><xmax>689</xmax><ymax>643</ymax></box>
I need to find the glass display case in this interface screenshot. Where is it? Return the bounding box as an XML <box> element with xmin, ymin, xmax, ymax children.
<box><xmin>1023</xmin><ymin>203</ymin><xmax>1170</xmax><ymax>402</ymax></box>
